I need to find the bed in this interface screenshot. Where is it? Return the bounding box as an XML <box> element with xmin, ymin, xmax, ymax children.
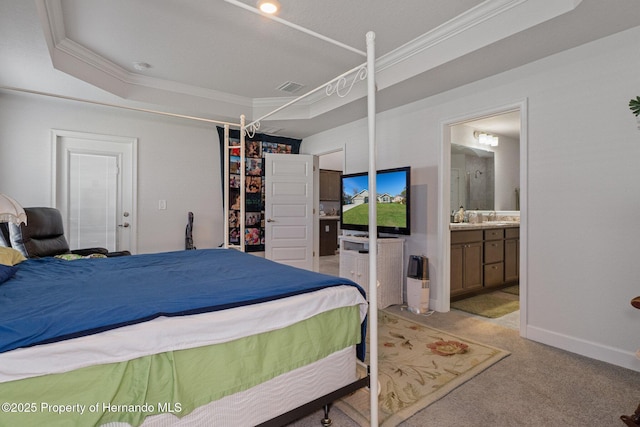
<box><xmin>0</xmin><ymin>248</ymin><xmax>368</xmax><ymax>426</ymax></box>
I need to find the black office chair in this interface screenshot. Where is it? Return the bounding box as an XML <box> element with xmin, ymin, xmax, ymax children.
<box><xmin>1</xmin><ymin>207</ymin><xmax>130</xmax><ymax>258</ymax></box>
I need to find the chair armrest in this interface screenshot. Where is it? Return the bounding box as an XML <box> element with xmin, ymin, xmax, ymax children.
<box><xmin>105</xmin><ymin>250</ymin><xmax>131</xmax><ymax>257</ymax></box>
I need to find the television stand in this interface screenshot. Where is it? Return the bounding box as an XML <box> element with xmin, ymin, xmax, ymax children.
<box><xmin>339</xmin><ymin>235</ymin><xmax>404</xmax><ymax>309</ymax></box>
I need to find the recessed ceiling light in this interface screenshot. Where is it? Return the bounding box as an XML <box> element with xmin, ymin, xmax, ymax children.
<box><xmin>133</xmin><ymin>62</ymin><xmax>151</xmax><ymax>71</ymax></box>
<box><xmin>257</xmin><ymin>0</ymin><xmax>280</xmax><ymax>14</ymax></box>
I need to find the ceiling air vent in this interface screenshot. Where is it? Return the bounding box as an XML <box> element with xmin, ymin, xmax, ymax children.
<box><xmin>276</xmin><ymin>81</ymin><xmax>305</xmax><ymax>94</ymax></box>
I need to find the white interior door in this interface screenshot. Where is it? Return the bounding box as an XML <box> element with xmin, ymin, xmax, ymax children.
<box><xmin>264</xmin><ymin>153</ymin><xmax>317</xmax><ymax>271</ymax></box>
<box><xmin>53</xmin><ymin>130</ymin><xmax>137</xmax><ymax>254</ymax></box>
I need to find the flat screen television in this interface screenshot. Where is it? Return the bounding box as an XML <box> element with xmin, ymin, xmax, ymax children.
<box><xmin>340</xmin><ymin>166</ymin><xmax>411</xmax><ymax>235</ymax></box>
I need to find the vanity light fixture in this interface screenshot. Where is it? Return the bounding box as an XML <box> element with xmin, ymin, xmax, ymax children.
<box><xmin>257</xmin><ymin>0</ymin><xmax>280</xmax><ymax>14</ymax></box>
<box><xmin>473</xmin><ymin>130</ymin><xmax>499</xmax><ymax>147</ymax></box>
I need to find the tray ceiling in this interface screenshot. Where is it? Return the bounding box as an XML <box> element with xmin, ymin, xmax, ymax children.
<box><xmin>2</xmin><ymin>0</ymin><xmax>640</xmax><ymax>137</ymax></box>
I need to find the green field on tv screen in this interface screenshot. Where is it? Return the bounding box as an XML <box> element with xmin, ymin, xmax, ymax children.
<box><xmin>342</xmin><ymin>203</ymin><xmax>406</xmax><ymax>228</ymax></box>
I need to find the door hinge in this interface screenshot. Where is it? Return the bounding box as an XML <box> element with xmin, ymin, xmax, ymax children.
<box><xmin>313</xmin><ymin>208</ymin><xmax>316</xmax><ymax>214</ymax></box>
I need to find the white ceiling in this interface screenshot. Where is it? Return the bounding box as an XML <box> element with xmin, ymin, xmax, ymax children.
<box><xmin>465</xmin><ymin>110</ymin><xmax>521</xmax><ymax>139</ymax></box>
<box><xmin>1</xmin><ymin>0</ymin><xmax>640</xmax><ymax>138</ymax></box>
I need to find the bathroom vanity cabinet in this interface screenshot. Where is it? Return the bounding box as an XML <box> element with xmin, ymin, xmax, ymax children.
<box><xmin>504</xmin><ymin>227</ymin><xmax>519</xmax><ymax>283</ymax></box>
<box><xmin>450</xmin><ymin>224</ymin><xmax>519</xmax><ymax>298</ymax></box>
<box><xmin>450</xmin><ymin>230</ymin><xmax>483</xmax><ymax>296</ymax></box>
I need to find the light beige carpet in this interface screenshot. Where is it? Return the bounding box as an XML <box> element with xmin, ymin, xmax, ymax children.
<box><xmin>335</xmin><ymin>310</ymin><xmax>510</xmax><ymax>427</ymax></box>
<box><xmin>450</xmin><ymin>293</ymin><xmax>519</xmax><ymax>318</ymax></box>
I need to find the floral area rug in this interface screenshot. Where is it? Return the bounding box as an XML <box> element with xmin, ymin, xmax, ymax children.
<box><xmin>335</xmin><ymin>310</ymin><xmax>510</xmax><ymax>426</ymax></box>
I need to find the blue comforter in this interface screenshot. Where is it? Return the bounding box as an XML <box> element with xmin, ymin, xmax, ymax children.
<box><xmin>0</xmin><ymin>249</ymin><xmax>365</xmax><ymax>355</ymax></box>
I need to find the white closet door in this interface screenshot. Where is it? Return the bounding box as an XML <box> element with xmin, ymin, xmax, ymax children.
<box><xmin>53</xmin><ymin>130</ymin><xmax>137</xmax><ymax>254</ymax></box>
<box><xmin>264</xmin><ymin>153</ymin><xmax>317</xmax><ymax>271</ymax></box>
<box><xmin>68</xmin><ymin>152</ymin><xmax>118</xmax><ymax>250</ymax></box>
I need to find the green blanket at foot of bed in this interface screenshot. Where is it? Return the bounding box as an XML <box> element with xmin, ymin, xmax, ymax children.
<box><xmin>0</xmin><ymin>305</ymin><xmax>361</xmax><ymax>427</ymax></box>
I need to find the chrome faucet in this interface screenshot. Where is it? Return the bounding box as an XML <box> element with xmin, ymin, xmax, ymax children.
<box><xmin>488</xmin><ymin>211</ymin><xmax>497</xmax><ymax>221</ymax></box>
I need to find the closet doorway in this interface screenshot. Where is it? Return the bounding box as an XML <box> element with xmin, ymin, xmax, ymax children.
<box><xmin>318</xmin><ymin>148</ymin><xmax>344</xmax><ymax>276</ymax></box>
<box><xmin>52</xmin><ymin>130</ymin><xmax>137</xmax><ymax>254</ymax></box>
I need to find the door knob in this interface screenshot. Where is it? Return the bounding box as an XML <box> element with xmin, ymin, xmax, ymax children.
<box><xmin>267</xmin><ymin>218</ymin><xmax>275</xmax><ymax>223</ymax></box>
<box><xmin>118</xmin><ymin>222</ymin><xmax>130</xmax><ymax>228</ymax></box>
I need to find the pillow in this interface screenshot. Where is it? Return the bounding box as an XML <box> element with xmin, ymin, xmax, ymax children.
<box><xmin>0</xmin><ymin>224</ymin><xmax>8</xmax><ymax>247</ymax></box>
<box><xmin>8</xmin><ymin>223</ymin><xmax>28</xmax><ymax>258</ymax></box>
<box><xmin>0</xmin><ymin>264</ymin><xmax>18</xmax><ymax>284</ymax></box>
<box><xmin>0</xmin><ymin>247</ymin><xmax>27</xmax><ymax>266</ymax></box>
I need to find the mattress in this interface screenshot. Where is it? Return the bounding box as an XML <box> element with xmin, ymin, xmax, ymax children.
<box><xmin>107</xmin><ymin>346</ymin><xmax>358</xmax><ymax>427</ymax></box>
<box><xmin>0</xmin><ymin>286</ymin><xmax>367</xmax><ymax>427</ymax></box>
<box><xmin>0</xmin><ymin>248</ymin><xmax>365</xmax><ymax>354</ymax></box>
<box><xmin>0</xmin><ymin>285</ymin><xmax>367</xmax><ymax>383</ymax></box>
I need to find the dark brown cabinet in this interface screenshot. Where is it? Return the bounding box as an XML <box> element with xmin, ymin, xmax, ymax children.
<box><xmin>320</xmin><ymin>219</ymin><xmax>339</xmax><ymax>256</ymax></box>
<box><xmin>504</xmin><ymin>227</ymin><xmax>519</xmax><ymax>283</ymax></box>
<box><xmin>483</xmin><ymin>228</ymin><xmax>504</xmax><ymax>287</ymax></box>
<box><xmin>319</xmin><ymin>170</ymin><xmax>341</xmax><ymax>201</ymax></box>
<box><xmin>451</xmin><ymin>230</ymin><xmax>483</xmax><ymax>296</ymax></box>
<box><xmin>451</xmin><ymin>225</ymin><xmax>519</xmax><ymax>298</ymax></box>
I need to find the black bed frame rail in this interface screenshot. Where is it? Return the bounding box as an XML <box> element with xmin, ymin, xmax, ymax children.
<box><xmin>256</xmin><ymin>374</ymin><xmax>370</xmax><ymax>427</ymax></box>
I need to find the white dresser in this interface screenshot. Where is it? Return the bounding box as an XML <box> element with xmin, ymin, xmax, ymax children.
<box><xmin>339</xmin><ymin>235</ymin><xmax>404</xmax><ymax>309</ymax></box>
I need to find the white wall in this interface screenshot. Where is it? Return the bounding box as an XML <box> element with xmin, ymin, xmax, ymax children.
<box><xmin>302</xmin><ymin>25</ymin><xmax>640</xmax><ymax>371</ymax></box>
<box><xmin>0</xmin><ymin>91</ymin><xmax>224</xmax><ymax>253</ymax></box>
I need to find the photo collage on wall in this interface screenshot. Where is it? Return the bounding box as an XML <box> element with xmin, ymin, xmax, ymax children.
<box><xmin>227</xmin><ymin>138</ymin><xmax>294</xmax><ymax>252</ymax></box>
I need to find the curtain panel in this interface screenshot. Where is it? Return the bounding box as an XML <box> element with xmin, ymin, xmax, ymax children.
<box><xmin>217</xmin><ymin>127</ymin><xmax>302</xmax><ymax>252</ymax></box>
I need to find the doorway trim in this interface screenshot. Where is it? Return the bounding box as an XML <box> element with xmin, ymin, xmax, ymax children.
<box><xmin>438</xmin><ymin>99</ymin><xmax>528</xmax><ymax>338</ymax></box>
<box><xmin>51</xmin><ymin>129</ymin><xmax>138</xmax><ymax>254</ymax></box>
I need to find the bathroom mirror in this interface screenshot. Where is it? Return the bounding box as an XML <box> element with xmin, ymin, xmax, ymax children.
<box><xmin>451</xmin><ymin>144</ymin><xmax>495</xmax><ymax>210</ymax></box>
<box><xmin>450</xmin><ymin>113</ymin><xmax>521</xmax><ymax>213</ymax></box>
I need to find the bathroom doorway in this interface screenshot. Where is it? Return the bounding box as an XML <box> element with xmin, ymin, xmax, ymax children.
<box><xmin>441</xmin><ymin>101</ymin><xmax>528</xmax><ymax>337</ymax></box>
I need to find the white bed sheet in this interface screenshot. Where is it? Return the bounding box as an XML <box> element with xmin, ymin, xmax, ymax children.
<box><xmin>0</xmin><ymin>285</ymin><xmax>367</xmax><ymax>383</ymax></box>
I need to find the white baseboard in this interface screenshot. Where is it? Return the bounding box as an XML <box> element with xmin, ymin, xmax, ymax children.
<box><xmin>525</xmin><ymin>325</ymin><xmax>640</xmax><ymax>372</ymax></box>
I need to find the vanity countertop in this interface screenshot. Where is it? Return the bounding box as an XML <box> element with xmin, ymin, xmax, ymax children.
<box><xmin>320</xmin><ymin>215</ymin><xmax>340</xmax><ymax>220</ymax></box>
<box><xmin>449</xmin><ymin>222</ymin><xmax>519</xmax><ymax>230</ymax></box>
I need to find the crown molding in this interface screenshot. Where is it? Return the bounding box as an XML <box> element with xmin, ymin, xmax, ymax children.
<box><xmin>257</xmin><ymin>0</ymin><xmax>583</xmax><ymax>115</ymax></box>
<box><xmin>36</xmin><ymin>0</ymin><xmax>253</xmax><ymax>109</ymax></box>
<box><xmin>375</xmin><ymin>0</ymin><xmax>528</xmax><ymax>74</ymax></box>
<box><xmin>35</xmin><ymin>0</ymin><xmax>582</xmax><ymax>122</ymax></box>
